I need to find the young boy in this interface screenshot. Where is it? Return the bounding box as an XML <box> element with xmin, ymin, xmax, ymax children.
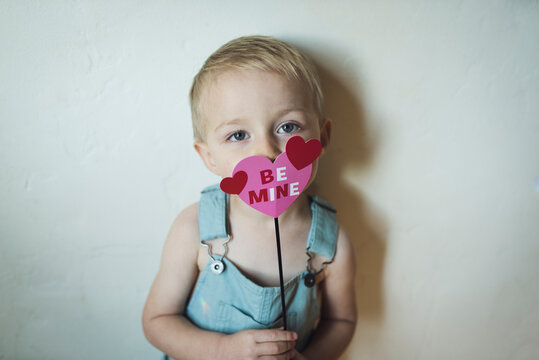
<box><xmin>142</xmin><ymin>36</ymin><xmax>357</xmax><ymax>360</ymax></box>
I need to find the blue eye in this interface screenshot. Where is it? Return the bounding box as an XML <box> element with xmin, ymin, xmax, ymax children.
<box><xmin>228</xmin><ymin>131</ymin><xmax>249</xmax><ymax>142</ymax></box>
<box><xmin>277</xmin><ymin>123</ymin><xmax>299</xmax><ymax>134</ymax></box>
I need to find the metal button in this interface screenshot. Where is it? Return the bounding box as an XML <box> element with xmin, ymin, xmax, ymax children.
<box><xmin>210</xmin><ymin>259</ymin><xmax>225</xmax><ymax>274</ymax></box>
<box><xmin>304</xmin><ymin>272</ymin><xmax>316</xmax><ymax>287</ymax></box>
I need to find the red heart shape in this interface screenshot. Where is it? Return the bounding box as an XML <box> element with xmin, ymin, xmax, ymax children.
<box><xmin>220</xmin><ymin>171</ymin><xmax>248</xmax><ymax>194</ymax></box>
<box><xmin>286</xmin><ymin>136</ymin><xmax>322</xmax><ymax>170</ymax></box>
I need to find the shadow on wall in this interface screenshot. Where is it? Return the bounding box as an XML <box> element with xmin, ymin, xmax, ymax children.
<box><xmin>307</xmin><ymin>54</ymin><xmax>388</xmax><ymax>351</ymax></box>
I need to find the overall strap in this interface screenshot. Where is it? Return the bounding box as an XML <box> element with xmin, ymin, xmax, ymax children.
<box><xmin>306</xmin><ymin>196</ymin><xmax>338</xmax><ymax>261</ymax></box>
<box><xmin>198</xmin><ymin>184</ymin><xmax>229</xmax><ymax>241</ymax></box>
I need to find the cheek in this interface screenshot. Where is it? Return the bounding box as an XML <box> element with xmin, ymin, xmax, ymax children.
<box><xmin>219</xmin><ymin>157</ymin><xmax>244</xmax><ymax>178</ymax></box>
<box><xmin>305</xmin><ymin>159</ymin><xmax>319</xmax><ymax>189</ymax></box>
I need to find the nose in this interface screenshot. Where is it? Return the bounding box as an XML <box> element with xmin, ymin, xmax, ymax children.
<box><xmin>253</xmin><ymin>135</ymin><xmax>281</xmax><ymax>162</ymax></box>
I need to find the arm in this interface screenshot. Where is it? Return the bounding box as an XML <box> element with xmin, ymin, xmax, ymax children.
<box><xmin>142</xmin><ymin>203</ymin><xmax>297</xmax><ymax>360</ymax></box>
<box><xmin>142</xmin><ymin>203</ymin><xmax>220</xmax><ymax>359</ymax></box>
<box><xmin>299</xmin><ymin>227</ymin><xmax>357</xmax><ymax>360</ymax></box>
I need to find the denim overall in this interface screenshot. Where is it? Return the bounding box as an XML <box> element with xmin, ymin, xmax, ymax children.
<box><xmin>164</xmin><ymin>185</ymin><xmax>337</xmax><ymax>359</ymax></box>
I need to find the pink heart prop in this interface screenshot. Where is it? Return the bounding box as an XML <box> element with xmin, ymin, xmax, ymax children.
<box><xmin>232</xmin><ymin>152</ymin><xmax>312</xmax><ymax>218</ymax></box>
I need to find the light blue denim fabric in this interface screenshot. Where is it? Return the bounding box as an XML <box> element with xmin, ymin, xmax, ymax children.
<box><xmin>163</xmin><ymin>185</ymin><xmax>337</xmax><ymax>359</ymax></box>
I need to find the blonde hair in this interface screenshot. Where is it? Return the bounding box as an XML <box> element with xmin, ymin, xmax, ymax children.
<box><xmin>189</xmin><ymin>35</ymin><xmax>325</xmax><ymax>142</ymax></box>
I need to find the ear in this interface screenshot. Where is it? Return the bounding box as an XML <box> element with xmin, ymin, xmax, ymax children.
<box><xmin>319</xmin><ymin>118</ymin><xmax>332</xmax><ymax>156</ymax></box>
<box><xmin>194</xmin><ymin>141</ymin><xmax>218</xmax><ymax>174</ymax></box>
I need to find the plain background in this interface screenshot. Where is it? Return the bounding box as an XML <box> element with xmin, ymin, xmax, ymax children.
<box><xmin>1</xmin><ymin>1</ymin><xmax>538</xmax><ymax>359</ymax></box>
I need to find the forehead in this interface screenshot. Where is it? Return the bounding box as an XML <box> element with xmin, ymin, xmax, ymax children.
<box><xmin>200</xmin><ymin>69</ymin><xmax>314</xmax><ymax>124</ymax></box>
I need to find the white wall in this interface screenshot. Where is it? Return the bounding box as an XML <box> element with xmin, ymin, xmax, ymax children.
<box><xmin>1</xmin><ymin>1</ymin><xmax>537</xmax><ymax>359</ymax></box>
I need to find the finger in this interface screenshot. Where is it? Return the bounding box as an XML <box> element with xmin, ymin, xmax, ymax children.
<box><xmin>256</xmin><ymin>340</ymin><xmax>296</xmax><ymax>356</ymax></box>
<box><xmin>253</xmin><ymin>329</ymin><xmax>298</xmax><ymax>343</ymax></box>
<box><xmin>259</xmin><ymin>348</ymin><xmax>296</xmax><ymax>360</ymax></box>
<box><xmin>257</xmin><ymin>351</ymin><xmax>296</xmax><ymax>360</ymax></box>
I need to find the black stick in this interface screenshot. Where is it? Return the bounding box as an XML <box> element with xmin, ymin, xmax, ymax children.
<box><xmin>274</xmin><ymin>217</ymin><xmax>287</xmax><ymax>330</ymax></box>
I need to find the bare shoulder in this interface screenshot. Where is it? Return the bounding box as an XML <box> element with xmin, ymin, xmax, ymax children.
<box><xmin>321</xmin><ymin>225</ymin><xmax>357</xmax><ymax>322</ymax></box>
<box><xmin>167</xmin><ymin>202</ymin><xmax>200</xmax><ymax>243</ymax></box>
<box><xmin>330</xmin><ymin>226</ymin><xmax>356</xmax><ymax>274</ymax></box>
<box><xmin>161</xmin><ymin>202</ymin><xmax>201</xmax><ymax>266</ymax></box>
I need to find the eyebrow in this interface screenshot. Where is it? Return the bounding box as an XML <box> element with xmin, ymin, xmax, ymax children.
<box><xmin>276</xmin><ymin>107</ymin><xmax>307</xmax><ymax>116</ymax></box>
<box><xmin>214</xmin><ymin>118</ymin><xmax>244</xmax><ymax>133</ymax></box>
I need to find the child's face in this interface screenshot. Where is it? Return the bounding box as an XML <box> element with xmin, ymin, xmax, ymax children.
<box><xmin>194</xmin><ymin>69</ymin><xmax>330</xmax><ymax>180</ymax></box>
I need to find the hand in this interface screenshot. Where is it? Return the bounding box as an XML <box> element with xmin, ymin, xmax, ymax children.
<box><xmin>217</xmin><ymin>328</ymin><xmax>298</xmax><ymax>360</ymax></box>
